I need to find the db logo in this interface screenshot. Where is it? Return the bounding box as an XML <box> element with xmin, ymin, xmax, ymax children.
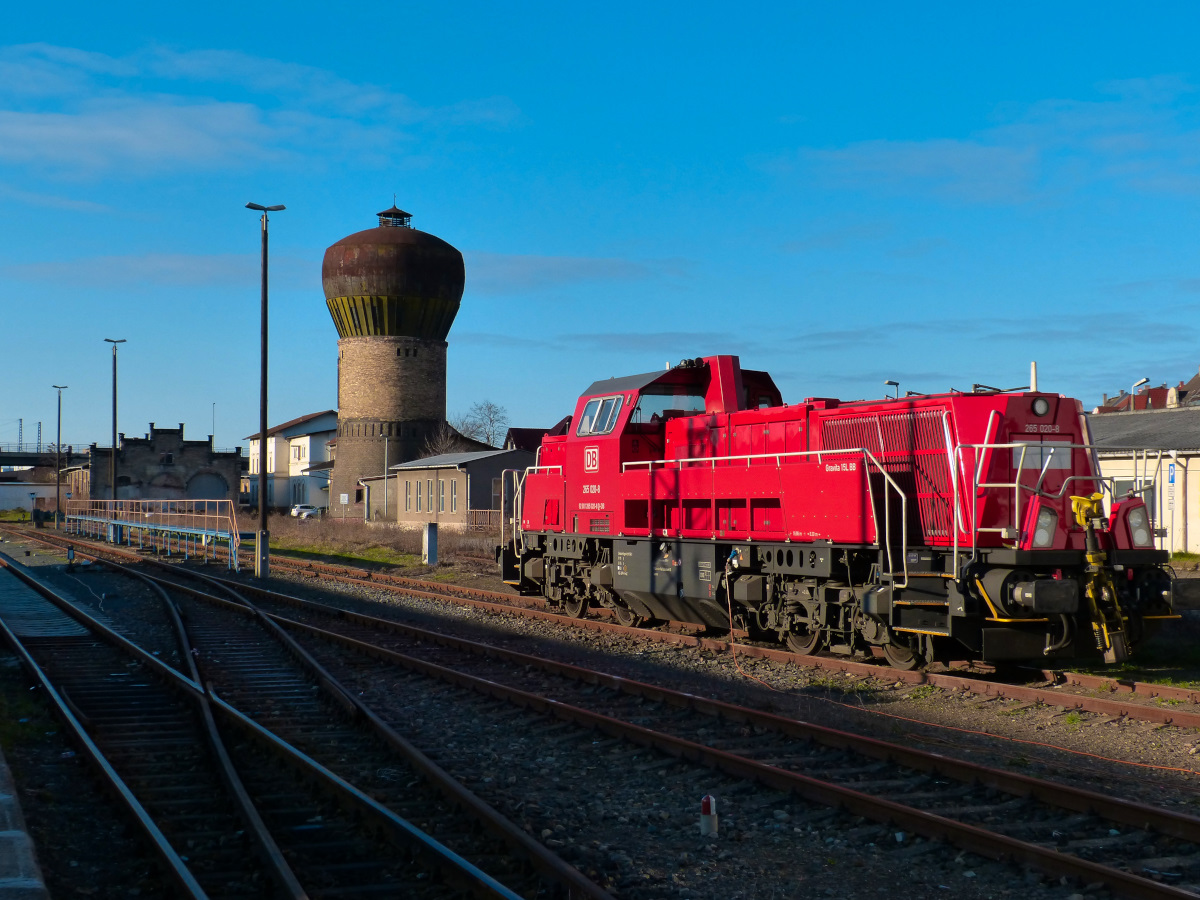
<box><xmin>584</xmin><ymin>446</ymin><xmax>600</xmax><ymax>472</ymax></box>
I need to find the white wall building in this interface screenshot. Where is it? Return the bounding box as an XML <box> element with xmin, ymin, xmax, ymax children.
<box><xmin>1088</xmin><ymin>407</ymin><xmax>1200</xmax><ymax>555</ymax></box>
<box><xmin>245</xmin><ymin>410</ymin><xmax>337</xmax><ymax>510</ymax></box>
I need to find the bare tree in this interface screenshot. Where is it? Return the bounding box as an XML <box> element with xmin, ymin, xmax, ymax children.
<box><xmin>448</xmin><ymin>412</ymin><xmax>483</xmax><ymax>442</ymax></box>
<box><xmin>465</xmin><ymin>400</ymin><xmax>509</xmax><ymax>447</ymax></box>
<box><xmin>421</xmin><ymin>421</ymin><xmax>472</xmax><ymax>457</ymax></box>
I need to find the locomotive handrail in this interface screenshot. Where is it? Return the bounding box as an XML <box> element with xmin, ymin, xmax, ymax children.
<box><xmin>623</xmin><ymin>447</ymin><xmax>909</xmax><ymax>587</ymax></box>
<box><xmin>950</xmin><ymin>440</ymin><xmax>1165</xmax><ymax>576</ymax></box>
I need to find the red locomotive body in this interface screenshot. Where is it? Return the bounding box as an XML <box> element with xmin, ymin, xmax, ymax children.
<box><xmin>500</xmin><ymin>356</ymin><xmax>1178</xmax><ymax>667</ymax></box>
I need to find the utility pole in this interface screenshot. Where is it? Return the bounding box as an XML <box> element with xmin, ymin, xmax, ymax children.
<box><xmin>104</xmin><ymin>339</ymin><xmax>126</xmax><ymax>501</ymax></box>
<box><xmin>52</xmin><ymin>385</ymin><xmax>67</xmax><ymax>530</ymax></box>
<box><xmin>246</xmin><ymin>201</ymin><xmax>285</xmax><ymax>578</ymax></box>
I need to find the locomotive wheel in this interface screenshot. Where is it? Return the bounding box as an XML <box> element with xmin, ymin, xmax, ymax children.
<box><xmin>563</xmin><ymin>596</ymin><xmax>589</xmax><ymax>619</ymax></box>
<box><xmin>614</xmin><ymin>606</ymin><xmax>644</xmax><ymax>628</ymax></box>
<box><xmin>882</xmin><ymin>641</ymin><xmax>922</xmax><ymax>670</ymax></box>
<box><xmin>786</xmin><ymin>628</ymin><xmax>823</xmax><ymax>656</ymax></box>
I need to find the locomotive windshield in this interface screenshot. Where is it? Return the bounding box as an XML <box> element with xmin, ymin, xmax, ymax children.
<box><xmin>630</xmin><ymin>386</ymin><xmax>707</xmax><ymax>423</ymax></box>
<box><xmin>1011</xmin><ymin>442</ymin><xmax>1073</xmax><ymax>471</ymax></box>
<box><xmin>577</xmin><ymin>396</ymin><xmax>623</xmax><ymax>435</ymax></box>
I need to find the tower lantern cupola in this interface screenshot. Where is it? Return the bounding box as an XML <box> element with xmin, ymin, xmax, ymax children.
<box><xmin>377</xmin><ymin>205</ymin><xmax>412</xmax><ymax>228</ymax></box>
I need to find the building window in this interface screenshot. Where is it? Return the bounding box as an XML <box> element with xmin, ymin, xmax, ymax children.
<box><xmin>492</xmin><ymin>477</ymin><xmax>502</xmax><ymax>510</ymax></box>
<box><xmin>292</xmin><ymin>446</ymin><xmax>301</xmax><ymax>460</ymax></box>
<box><xmin>416</xmin><ymin>479</ymin><xmax>422</xmax><ymax>512</ymax></box>
<box><xmin>439</xmin><ymin>478</ymin><xmax>445</xmax><ymax>512</ymax></box>
<box><xmin>450</xmin><ymin>479</ymin><xmax>457</xmax><ymax>513</ymax></box>
<box><xmin>405</xmin><ymin>480</ymin><xmax>411</xmax><ymax>512</ymax></box>
<box><xmin>427</xmin><ymin>478</ymin><xmax>433</xmax><ymax>513</ymax></box>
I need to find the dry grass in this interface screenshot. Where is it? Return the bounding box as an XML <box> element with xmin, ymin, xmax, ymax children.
<box><xmin>262</xmin><ymin>512</ymin><xmax>496</xmax><ymax>569</ymax></box>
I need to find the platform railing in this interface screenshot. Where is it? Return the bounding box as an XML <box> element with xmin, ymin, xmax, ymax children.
<box><xmin>65</xmin><ymin>499</ymin><xmax>242</xmax><ymax>569</ymax></box>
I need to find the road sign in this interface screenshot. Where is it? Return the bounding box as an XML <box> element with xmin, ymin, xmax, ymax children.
<box><xmin>339</xmin><ymin>493</ymin><xmax>349</xmax><ymax>505</ymax></box>
<box><xmin>1170</xmin><ymin>463</ymin><xmax>1176</xmax><ymax>485</ymax></box>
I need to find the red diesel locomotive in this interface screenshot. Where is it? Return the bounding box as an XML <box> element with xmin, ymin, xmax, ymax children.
<box><xmin>498</xmin><ymin>355</ymin><xmax>1179</xmax><ymax>668</ymax></box>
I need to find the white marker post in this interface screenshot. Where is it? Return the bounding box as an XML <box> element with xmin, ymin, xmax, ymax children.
<box><xmin>699</xmin><ymin>794</ymin><xmax>718</xmax><ymax>836</ymax></box>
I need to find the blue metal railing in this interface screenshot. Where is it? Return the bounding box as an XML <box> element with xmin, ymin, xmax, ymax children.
<box><xmin>65</xmin><ymin>499</ymin><xmax>242</xmax><ymax>570</ymax></box>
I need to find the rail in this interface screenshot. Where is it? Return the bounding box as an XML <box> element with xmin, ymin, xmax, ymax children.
<box><xmin>950</xmin><ymin>441</ymin><xmax>1164</xmax><ymax>577</ymax></box>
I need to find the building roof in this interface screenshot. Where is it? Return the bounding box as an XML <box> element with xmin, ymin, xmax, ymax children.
<box><xmin>244</xmin><ymin>410</ymin><xmax>337</xmax><ymax>441</ymax></box>
<box><xmin>504</xmin><ymin>427</ymin><xmax>550</xmax><ymax>452</ymax></box>
<box><xmin>389</xmin><ymin>448</ymin><xmax>524</xmax><ymax>471</ymax></box>
<box><xmin>301</xmin><ymin>460</ymin><xmax>335</xmax><ymax>473</ymax></box>
<box><xmin>1087</xmin><ymin>407</ymin><xmax>1200</xmax><ymax>452</ymax></box>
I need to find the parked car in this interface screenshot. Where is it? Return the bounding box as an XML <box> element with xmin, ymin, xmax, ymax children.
<box><xmin>290</xmin><ymin>504</ymin><xmax>321</xmax><ymax>519</ymax></box>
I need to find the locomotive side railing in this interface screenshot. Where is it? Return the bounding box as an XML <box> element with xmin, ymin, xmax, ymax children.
<box><xmin>623</xmin><ymin>447</ymin><xmax>910</xmax><ymax>588</ymax></box>
<box><xmin>949</xmin><ymin>440</ymin><xmax>1164</xmax><ymax>577</ymax></box>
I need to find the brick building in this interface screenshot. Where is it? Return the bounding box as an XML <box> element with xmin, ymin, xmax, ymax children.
<box><xmin>323</xmin><ymin>205</ymin><xmax>467</xmax><ymax>511</ymax></box>
<box><xmin>85</xmin><ymin>423</ymin><xmax>244</xmax><ymax>501</ymax></box>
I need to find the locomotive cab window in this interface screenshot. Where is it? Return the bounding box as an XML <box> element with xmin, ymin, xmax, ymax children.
<box><xmin>631</xmin><ymin>386</ymin><xmax>707</xmax><ymax>423</ymax></box>
<box><xmin>576</xmin><ymin>396</ymin><xmax>623</xmax><ymax>436</ymax></box>
<box><xmin>1011</xmin><ymin>442</ymin><xmax>1073</xmax><ymax>471</ymax></box>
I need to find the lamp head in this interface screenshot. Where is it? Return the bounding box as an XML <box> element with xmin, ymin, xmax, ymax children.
<box><xmin>1133</xmin><ymin>377</ymin><xmax>1150</xmax><ymax>389</ymax></box>
<box><xmin>53</xmin><ymin>384</ymin><xmax>67</xmax><ymax>390</ymax></box>
<box><xmin>246</xmin><ymin>202</ymin><xmax>286</xmax><ymax>212</ymax></box>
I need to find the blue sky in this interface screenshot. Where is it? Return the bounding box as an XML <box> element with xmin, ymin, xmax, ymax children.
<box><xmin>4</xmin><ymin>2</ymin><xmax>1200</xmax><ymax>448</ymax></box>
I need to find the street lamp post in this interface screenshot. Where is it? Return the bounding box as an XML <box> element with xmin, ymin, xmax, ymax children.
<box><xmin>884</xmin><ymin>380</ymin><xmax>900</xmax><ymax>400</ymax></box>
<box><xmin>247</xmin><ymin>202</ymin><xmax>285</xmax><ymax>579</ymax></box>
<box><xmin>1131</xmin><ymin>377</ymin><xmax>1149</xmax><ymax>412</ymax></box>
<box><xmin>52</xmin><ymin>385</ymin><xmax>67</xmax><ymax>530</ymax></box>
<box><xmin>104</xmin><ymin>339</ymin><xmax>126</xmax><ymax>502</ymax></box>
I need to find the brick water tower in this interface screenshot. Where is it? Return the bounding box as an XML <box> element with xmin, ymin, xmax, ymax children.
<box><xmin>323</xmin><ymin>205</ymin><xmax>465</xmax><ymax>510</ymax></box>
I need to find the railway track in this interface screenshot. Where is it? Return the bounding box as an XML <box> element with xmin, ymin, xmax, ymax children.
<box><xmin>19</xmin><ymin>535</ymin><xmax>1200</xmax><ymax>899</ymax></box>
<box><xmin>11</xmin><ymin>525</ymin><xmax>1200</xmax><ymax>731</ymax></box>
<box><xmin>0</xmin><ymin>545</ymin><xmax>610</xmax><ymax>899</ymax></box>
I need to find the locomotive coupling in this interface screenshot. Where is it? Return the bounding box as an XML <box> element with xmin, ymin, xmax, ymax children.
<box><xmin>1070</xmin><ymin>493</ymin><xmax>1131</xmax><ymax>664</ymax></box>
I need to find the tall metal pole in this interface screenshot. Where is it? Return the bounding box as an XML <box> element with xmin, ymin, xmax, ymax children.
<box><xmin>53</xmin><ymin>385</ymin><xmax>67</xmax><ymax>530</ymax></box>
<box><xmin>112</xmin><ymin>346</ymin><xmax>117</xmax><ymax>498</ymax></box>
<box><xmin>383</xmin><ymin>435</ymin><xmax>388</xmax><ymax>519</ymax></box>
<box><xmin>104</xmin><ymin>339</ymin><xmax>125</xmax><ymax>501</ymax></box>
<box><xmin>247</xmin><ymin>201</ymin><xmax>284</xmax><ymax>579</ymax></box>
<box><xmin>258</xmin><ymin>212</ymin><xmax>269</xmax><ymax>577</ymax></box>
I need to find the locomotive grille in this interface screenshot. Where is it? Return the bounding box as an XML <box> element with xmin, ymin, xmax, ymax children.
<box><xmin>589</xmin><ymin>518</ymin><xmax>610</xmax><ymax>533</ymax></box>
<box><xmin>820</xmin><ymin>409</ymin><xmax>953</xmax><ymax>541</ymax></box>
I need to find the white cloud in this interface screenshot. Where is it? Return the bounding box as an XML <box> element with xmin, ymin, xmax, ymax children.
<box><xmin>0</xmin><ymin>43</ymin><xmax>519</xmax><ymax>174</ymax></box>
<box><xmin>2</xmin><ymin>251</ymin><xmax>315</xmax><ymax>290</ymax></box>
<box><xmin>770</xmin><ymin>77</ymin><xmax>1200</xmax><ymax>204</ymax></box>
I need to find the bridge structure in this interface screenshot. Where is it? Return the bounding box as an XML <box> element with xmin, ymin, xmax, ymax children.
<box><xmin>65</xmin><ymin>499</ymin><xmax>246</xmax><ymax>570</ymax></box>
<box><xmin>0</xmin><ymin>444</ymin><xmax>84</xmax><ymax>468</ymax></box>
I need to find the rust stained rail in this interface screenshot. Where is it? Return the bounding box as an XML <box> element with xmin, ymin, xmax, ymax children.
<box><xmin>0</xmin><ymin>550</ymin><xmax>543</xmax><ymax>900</ymax></box>
<box><xmin>250</xmin><ymin>606</ymin><xmax>1200</xmax><ymax>900</ymax></box>
<box><xmin>12</xmin><ymin>525</ymin><xmax>1200</xmax><ymax>729</ymax></box>
<box><xmin>197</xmin><ymin>579</ymin><xmax>1200</xmax><ymax>843</ymax></box>
<box><xmin>0</xmin><ymin>554</ymin><xmax>209</xmax><ymax>900</ymax></box>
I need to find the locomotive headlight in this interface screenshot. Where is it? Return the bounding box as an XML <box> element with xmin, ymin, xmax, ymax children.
<box><xmin>1032</xmin><ymin>507</ymin><xmax>1058</xmax><ymax>548</ymax></box>
<box><xmin>1127</xmin><ymin>507</ymin><xmax>1153</xmax><ymax>547</ymax></box>
<box><xmin>1032</xmin><ymin>397</ymin><xmax>1051</xmax><ymax>417</ymax></box>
